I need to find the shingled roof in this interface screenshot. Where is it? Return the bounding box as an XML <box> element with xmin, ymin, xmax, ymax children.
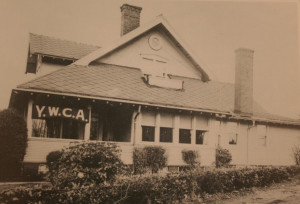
<box><xmin>29</xmin><ymin>33</ymin><xmax>100</xmax><ymax>59</ymax></box>
<box><xmin>16</xmin><ymin>63</ymin><xmax>299</xmax><ymax>125</ymax></box>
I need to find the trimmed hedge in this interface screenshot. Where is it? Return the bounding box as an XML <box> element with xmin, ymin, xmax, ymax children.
<box><xmin>2</xmin><ymin>166</ymin><xmax>300</xmax><ymax>203</ymax></box>
<box><xmin>216</xmin><ymin>146</ymin><xmax>232</xmax><ymax>168</ymax></box>
<box><xmin>133</xmin><ymin>146</ymin><xmax>167</xmax><ymax>174</ymax></box>
<box><xmin>46</xmin><ymin>142</ymin><xmax>127</xmax><ymax>189</ymax></box>
<box><xmin>182</xmin><ymin>149</ymin><xmax>200</xmax><ymax>169</ymax></box>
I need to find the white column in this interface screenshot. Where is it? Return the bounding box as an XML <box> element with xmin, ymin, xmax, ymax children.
<box><xmin>27</xmin><ymin>99</ymin><xmax>33</xmax><ymax>138</ymax></box>
<box><xmin>206</xmin><ymin>118</ymin><xmax>212</xmax><ymax>146</ymax></box>
<box><xmin>84</xmin><ymin>105</ymin><xmax>91</xmax><ymax>141</ymax></box>
<box><xmin>173</xmin><ymin>114</ymin><xmax>180</xmax><ymax>144</ymax></box>
<box><xmin>191</xmin><ymin>115</ymin><xmax>196</xmax><ymax>145</ymax></box>
<box><xmin>155</xmin><ymin>112</ymin><xmax>160</xmax><ymax>143</ymax></box>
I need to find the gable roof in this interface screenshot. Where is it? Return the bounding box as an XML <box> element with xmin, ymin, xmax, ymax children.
<box><xmin>15</xmin><ymin>63</ymin><xmax>300</xmax><ymax>126</ymax></box>
<box><xmin>74</xmin><ymin>16</ymin><xmax>211</xmax><ymax>81</ymax></box>
<box><xmin>29</xmin><ymin>33</ymin><xmax>100</xmax><ymax>60</ymax></box>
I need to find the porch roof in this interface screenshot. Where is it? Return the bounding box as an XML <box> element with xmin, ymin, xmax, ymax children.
<box><xmin>16</xmin><ymin>63</ymin><xmax>299</xmax><ymax>125</ymax></box>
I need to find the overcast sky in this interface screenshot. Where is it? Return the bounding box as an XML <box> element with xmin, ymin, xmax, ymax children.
<box><xmin>0</xmin><ymin>0</ymin><xmax>299</xmax><ymax>118</ymax></box>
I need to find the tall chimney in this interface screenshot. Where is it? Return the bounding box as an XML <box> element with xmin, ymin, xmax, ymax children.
<box><xmin>120</xmin><ymin>4</ymin><xmax>142</xmax><ymax>36</ymax></box>
<box><xmin>234</xmin><ymin>48</ymin><xmax>254</xmax><ymax>115</ymax></box>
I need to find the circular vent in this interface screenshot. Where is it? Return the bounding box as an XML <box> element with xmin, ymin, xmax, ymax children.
<box><xmin>148</xmin><ymin>34</ymin><xmax>162</xmax><ymax>51</ymax></box>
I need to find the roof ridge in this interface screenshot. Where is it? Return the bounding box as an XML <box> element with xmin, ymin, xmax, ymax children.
<box><xmin>29</xmin><ymin>32</ymin><xmax>100</xmax><ymax>48</ymax></box>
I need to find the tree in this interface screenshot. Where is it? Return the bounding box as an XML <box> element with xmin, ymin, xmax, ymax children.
<box><xmin>0</xmin><ymin>109</ymin><xmax>27</xmax><ymax>180</ymax></box>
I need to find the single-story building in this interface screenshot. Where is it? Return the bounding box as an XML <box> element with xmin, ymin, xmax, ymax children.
<box><xmin>9</xmin><ymin>4</ymin><xmax>300</xmax><ymax>172</ymax></box>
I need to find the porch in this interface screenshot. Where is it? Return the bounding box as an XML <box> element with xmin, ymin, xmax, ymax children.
<box><xmin>12</xmin><ymin>91</ymin><xmax>216</xmax><ymax>167</ymax></box>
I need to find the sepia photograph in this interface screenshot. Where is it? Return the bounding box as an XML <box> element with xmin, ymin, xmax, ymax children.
<box><xmin>0</xmin><ymin>0</ymin><xmax>300</xmax><ymax>203</ymax></box>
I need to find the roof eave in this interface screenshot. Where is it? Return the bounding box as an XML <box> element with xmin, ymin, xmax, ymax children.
<box><xmin>13</xmin><ymin>87</ymin><xmax>300</xmax><ymax>127</ymax></box>
<box><xmin>30</xmin><ymin>52</ymin><xmax>77</xmax><ymax>61</ymax></box>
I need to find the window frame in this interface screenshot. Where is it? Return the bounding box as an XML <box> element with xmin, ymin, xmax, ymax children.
<box><xmin>142</xmin><ymin>125</ymin><xmax>155</xmax><ymax>142</ymax></box>
<box><xmin>179</xmin><ymin>128</ymin><xmax>191</xmax><ymax>144</ymax></box>
<box><xmin>159</xmin><ymin>127</ymin><xmax>173</xmax><ymax>143</ymax></box>
<box><xmin>228</xmin><ymin>133</ymin><xmax>238</xmax><ymax>145</ymax></box>
<box><xmin>196</xmin><ymin>130</ymin><xmax>207</xmax><ymax>145</ymax></box>
<box><xmin>32</xmin><ymin>118</ymin><xmax>85</xmax><ymax>140</ymax></box>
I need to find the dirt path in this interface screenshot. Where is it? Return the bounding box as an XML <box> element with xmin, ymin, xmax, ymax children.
<box><xmin>217</xmin><ymin>175</ymin><xmax>300</xmax><ymax>204</ymax></box>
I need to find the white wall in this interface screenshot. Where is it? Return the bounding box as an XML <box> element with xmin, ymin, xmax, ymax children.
<box><xmin>218</xmin><ymin>121</ymin><xmax>300</xmax><ymax>166</ymax></box>
<box><xmin>23</xmin><ymin>104</ymin><xmax>300</xmax><ymax>167</ymax></box>
<box><xmin>98</xmin><ymin>30</ymin><xmax>202</xmax><ymax>79</ymax></box>
<box><xmin>134</xmin><ymin>110</ymin><xmax>216</xmax><ymax>166</ymax></box>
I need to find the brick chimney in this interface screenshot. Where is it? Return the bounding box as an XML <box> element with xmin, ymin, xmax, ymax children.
<box><xmin>234</xmin><ymin>48</ymin><xmax>254</xmax><ymax>115</ymax></box>
<box><xmin>120</xmin><ymin>4</ymin><xmax>142</xmax><ymax>36</ymax></box>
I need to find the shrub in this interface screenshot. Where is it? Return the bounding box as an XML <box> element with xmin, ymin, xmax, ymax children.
<box><xmin>48</xmin><ymin>142</ymin><xmax>126</xmax><ymax>189</ymax></box>
<box><xmin>292</xmin><ymin>145</ymin><xmax>300</xmax><ymax>165</ymax></box>
<box><xmin>0</xmin><ymin>109</ymin><xmax>27</xmax><ymax>180</ymax></box>
<box><xmin>46</xmin><ymin>150</ymin><xmax>63</xmax><ymax>183</ymax></box>
<box><xmin>133</xmin><ymin>146</ymin><xmax>167</xmax><ymax>174</ymax></box>
<box><xmin>182</xmin><ymin>150</ymin><xmax>200</xmax><ymax>169</ymax></box>
<box><xmin>132</xmin><ymin>147</ymin><xmax>147</xmax><ymax>174</ymax></box>
<box><xmin>216</xmin><ymin>146</ymin><xmax>232</xmax><ymax>168</ymax></box>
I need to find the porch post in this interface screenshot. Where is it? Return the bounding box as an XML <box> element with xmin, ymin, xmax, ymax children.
<box><xmin>173</xmin><ymin>114</ymin><xmax>180</xmax><ymax>144</ymax></box>
<box><xmin>27</xmin><ymin>99</ymin><xmax>33</xmax><ymax>137</ymax></box>
<box><xmin>84</xmin><ymin>105</ymin><xmax>91</xmax><ymax>141</ymax></box>
<box><xmin>155</xmin><ymin>112</ymin><xmax>160</xmax><ymax>143</ymax></box>
<box><xmin>191</xmin><ymin>115</ymin><xmax>196</xmax><ymax>145</ymax></box>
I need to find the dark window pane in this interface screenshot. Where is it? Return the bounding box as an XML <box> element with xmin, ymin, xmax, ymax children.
<box><xmin>90</xmin><ymin>113</ymin><xmax>99</xmax><ymax>140</ymax></box>
<box><xmin>196</xmin><ymin>130</ymin><xmax>205</xmax><ymax>145</ymax></box>
<box><xmin>160</xmin><ymin>127</ymin><xmax>173</xmax><ymax>143</ymax></box>
<box><xmin>46</xmin><ymin>119</ymin><xmax>61</xmax><ymax>138</ymax></box>
<box><xmin>32</xmin><ymin>118</ymin><xmax>84</xmax><ymax>140</ymax></box>
<box><xmin>62</xmin><ymin>119</ymin><xmax>84</xmax><ymax>140</ymax></box>
<box><xmin>179</xmin><ymin>129</ymin><xmax>191</xmax><ymax>144</ymax></box>
<box><xmin>142</xmin><ymin>126</ymin><xmax>155</xmax><ymax>142</ymax></box>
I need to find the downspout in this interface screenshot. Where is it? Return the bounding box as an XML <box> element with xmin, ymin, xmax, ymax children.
<box><xmin>133</xmin><ymin>105</ymin><xmax>141</xmax><ymax>146</ymax></box>
<box><xmin>247</xmin><ymin>120</ymin><xmax>256</xmax><ymax>166</ymax></box>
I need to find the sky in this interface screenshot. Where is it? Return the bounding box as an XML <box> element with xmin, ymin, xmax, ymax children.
<box><xmin>0</xmin><ymin>0</ymin><xmax>299</xmax><ymax>119</ymax></box>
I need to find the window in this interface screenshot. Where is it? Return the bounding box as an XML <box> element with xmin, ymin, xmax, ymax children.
<box><xmin>229</xmin><ymin>134</ymin><xmax>237</xmax><ymax>145</ymax></box>
<box><xmin>226</xmin><ymin>122</ymin><xmax>238</xmax><ymax>145</ymax></box>
<box><xmin>141</xmin><ymin>111</ymin><xmax>155</xmax><ymax>142</ymax></box>
<box><xmin>196</xmin><ymin>130</ymin><xmax>206</xmax><ymax>145</ymax></box>
<box><xmin>32</xmin><ymin>118</ymin><xmax>85</xmax><ymax>139</ymax></box>
<box><xmin>160</xmin><ymin>112</ymin><xmax>173</xmax><ymax>143</ymax></box>
<box><xmin>179</xmin><ymin>129</ymin><xmax>191</xmax><ymax>144</ymax></box>
<box><xmin>160</xmin><ymin>127</ymin><xmax>173</xmax><ymax>142</ymax></box>
<box><xmin>142</xmin><ymin>126</ymin><xmax>155</xmax><ymax>142</ymax></box>
<box><xmin>179</xmin><ymin>114</ymin><xmax>192</xmax><ymax>144</ymax></box>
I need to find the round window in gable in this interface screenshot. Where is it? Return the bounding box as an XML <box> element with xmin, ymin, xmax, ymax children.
<box><xmin>148</xmin><ymin>34</ymin><xmax>162</xmax><ymax>51</ymax></box>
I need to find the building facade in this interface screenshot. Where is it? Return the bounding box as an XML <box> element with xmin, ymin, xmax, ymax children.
<box><xmin>9</xmin><ymin>4</ymin><xmax>300</xmax><ymax>171</ymax></box>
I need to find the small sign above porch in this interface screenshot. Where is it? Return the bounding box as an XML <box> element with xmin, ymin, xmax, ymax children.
<box><xmin>32</xmin><ymin>104</ymin><xmax>89</xmax><ymax>122</ymax></box>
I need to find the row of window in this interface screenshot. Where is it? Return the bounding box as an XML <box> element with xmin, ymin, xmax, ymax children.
<box><xmin>142</xmin><ymin>126</ymin><xmax>206</xmax><ymax>144</ymax></box>
<box><xmin>32</xmin><ymin>118</ymin><xmax>85</xmax><ymax>139</ymax></box>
